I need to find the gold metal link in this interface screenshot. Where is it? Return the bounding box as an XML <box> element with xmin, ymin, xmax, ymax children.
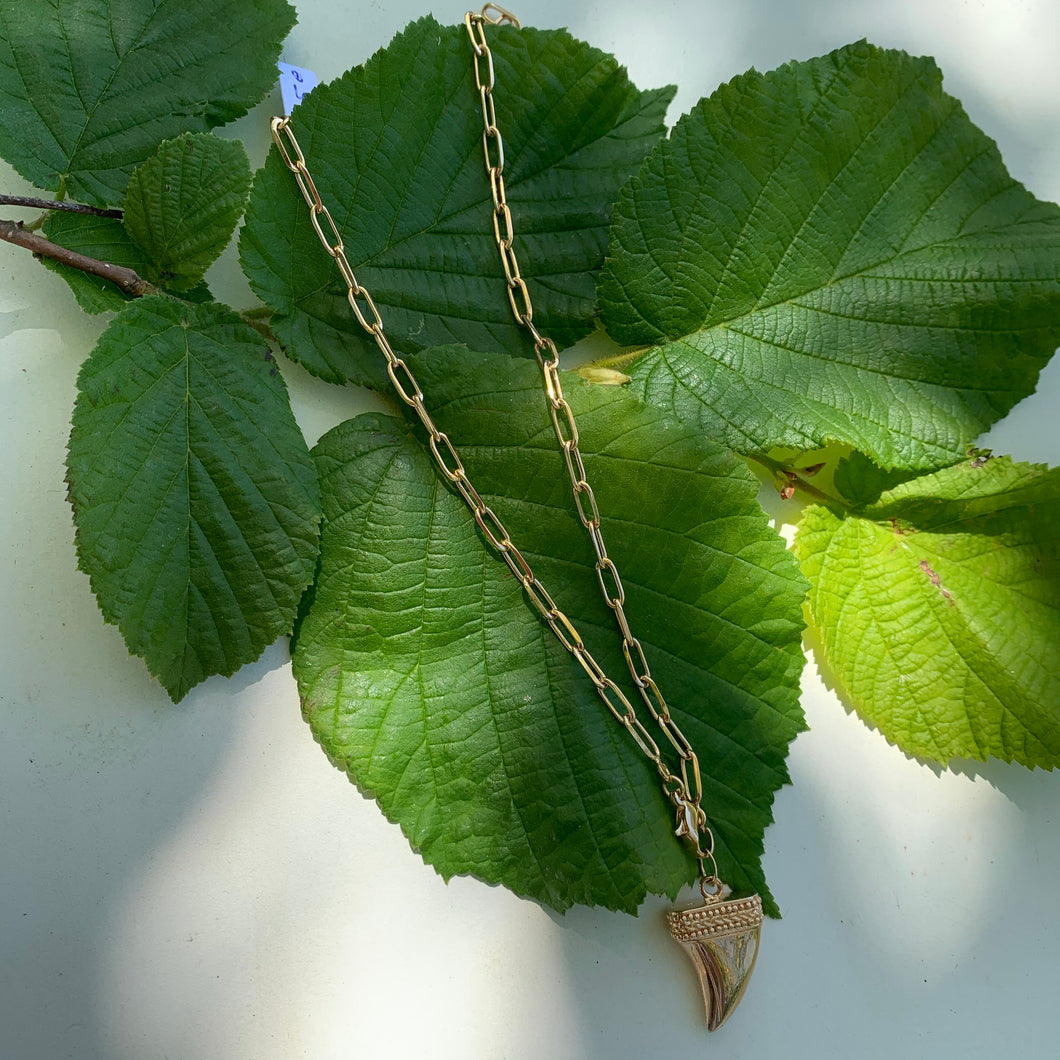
<box><xmin>483</xmin><ymin>126</ymin><xmax>505</xmax><ymax>173</ymax></box>
<box><xmin>347</xmin><ymin>284</ymin><xmax>383</xmax><ymax>334</ymax></box>
<box><xmin>547</xmin><ymin>608</ymin><xmax>584</xmax><ymax>654</ymax></box>
<box><xmin>411</xmin><ymin>401</ymin><xmax>440</xmax><ymax>441</ymax></box>
<box><xmin>507</xmin><ymin>275</ymin><xmax>533</xmax><ymax>323</ymax></box>
<box><xmin>663</xmin><ymin>772</ymin><xmax>687</xmax><ymax>800</ymax></box>
<box><xmin>275</xmin><ymin>18</ymin><xmax>721</xmax><ymax>881</ymax></box>
<box><xmin>493</xmin><ymin>202</ymin><xmax>515</xmax><ymax>248</ymax></box>
<box><xmin>310</xmin><ymin>203</ymin><xmax>343</xmax><ymax>255</ymax></box>
<box><xmin>534</xmin><ymin>334</ymin><xmax>559</xmax><ymax>366</ymax></box>
<box><xmin>479</xmin><ymin>84</ymin><xmax>497</xmax><ymax>131</ymax></box>
<box><xmin>597</xmin><ymin>678</ymin><xmax>637</xmax><ymax>724</ymax></box>
<box><xmin>572</xmin><ymin>644</ymin><xmax>608</xmax><ymax>688</ymax></box>
<box><xmin>526</xmin><ymin>319</ymin><xmax>550</xmax><ymax>352</ymax></box>
<box><xmin>610</xmin><ymin>603</ymin><xmax>633</xmax><ymax>646</ymax></box>
<box><xmin>623</xmin><ymin>637</ymin><xmax>652</xmax><ymax>686</ymax></box>
<box><xmin>661</xmin><ymin>718</ymin><xmax>697</xmax><ymax>763</ymax></box>
<box><xmin>488</xmin><ymin>167</ymin><xmax>506</xmax><ymax>210</ymax></box>
<box><xmin>387</xmin><ymin>357</ymin><xmax>424</xmax><ymax>406</ymax></box>
<box><xmin>370</xmin><ymin>324</ymin><xmax>397</xmax><ymax>363</ymax></box>
<box><xmin>638</xmin><ymin>675</ymin><xmax>670</xmax><ymax>723</ymax></box>
<box><xmin>687</xmin><ymin>753</ymin><xmax>704</xmax><ymax>802</ymax></box>
<box><xmin>540</xmin><ymin>359</ymin><xmax>563</xmax><ymax>406</ymax></box>
<box><xmin>549</xmin><ymin>399</ymin><xmax>578</xmax><ymax>450</ymax></box>
<box><xmin>463</xmin><ymin>11</ymin><xmax>720</xmax><ymax>871</ymax></box>
<box><xmin>522</xmin><ymin>577</ymin><xmax>558</xmax><ymax>622</ymax></box>
<box><xmin>472</xmin><ymin>41</ymin><xmax>495</xmax><ymax>91</ymax></box>
<box><xmin>464</xmin><ymin>11</ymin><xmax>488</xmax><ymax>54</ymax></box>
<box><xmin>572</xmin><ymin>478</ymin><xmax>601</xmax><ymax>530</ymax></box>
<box><xmin>624</xmin><ymin>714</ymin><xmax>664</xmax><ymax>763</ymax></box>
<box><xmin>501</xmin><ymin>541</ymin><xmax>535</xmax><ymax>585</ymax></box>
<box><xmin>475</xmin><ymin>504</ymin><xmax>510</xmax><ymax>552</ymax></box>
<box><xmin>453</xmin><ymin>471</ymin><xmax>485</xmax><ymax>513</ymax></box>
<box><xmin>498</xmin><ymin>241</ymin><xmax>521</xmax><ymax>286</ymax></box>
<box><xmin>480</xmin><ymin>2</ymin><xmax>521</xmax><ymax>25</ymax></box>
<box><xmin>271</xmin><ymin>116</ymin><xmax>303</xmax><ymax>171</ymax></box>
<box><xmin>429</xmin><ymin>431</ymin><xmax>465</xmax><ymax>481</ymax></box>
<box><xmin>294</xmin><ymin>164</ymin><xmax>322</xmax><ymax>211</ymax></box>
<box><xmin>586</xmin><ymin>522</ymin><xmax>607</xmax><ymax>565</ymax></box>
<box><xmin>699</xmin><ymin>850</ymin><xmax>720</xmax><ymax>888</ymax></box>
<box><xmin>561</xmin><ymin>440</ymin><xmax>587</xmax><ymax>489</ymax></box>
<box><xmin>335</xmin><ymin>252</ymin><xmax>358</xmax><ymax>291</ymax></box>
<box><xmin>694</xmin><ymin>817</ymin><xmax>715</xmax><ymax>861</ymax></box>
<box><xmin>595</xmin><ymin>555</ymin><xmax>625</xmax><ymax>609</ymax></box>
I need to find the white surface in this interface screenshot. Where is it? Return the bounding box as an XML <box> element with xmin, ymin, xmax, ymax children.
<box><xmin>2</xmin><ymin>1</ymin><xmax>1060</xmax><ymax>1057</ymax></box>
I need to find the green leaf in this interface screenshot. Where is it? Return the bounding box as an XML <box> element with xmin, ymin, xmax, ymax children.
<box><xmin>67</xmin><ymin>295</ymin><xmax>321</xmax><ymax>701</ymax></box>
<box><xmin>293</xmin><ymin>346</ymin><xmax>806</xmax><ymax>914</ymax></box>
<box><xmin>794</xmin><ymin>456</ymin><xmax>1060</xmax><ymax>766</ymax></box>
<box><xmin>41</xmin><ymin>213</ymin><xmax>147</xmax><ymax>314</ymax></box>
<box><xmin>240</xmin><ymin>16</ymin><xmax>673</xmax><ymax>387</ymax></box>
<box><xmin>40</xmin><ymin>212</ymin><xmax>210</xmax><ymax>313</ymax></box>
<box><xmin>598</xmin><ymin>41</ymin><xmax>1060</xmax><ymax>471</ymax></box>
<box><xmin>122</xmin><ymin>133</ymin><xmax>252</xmax><ymax>292</ymax></box>
<box><xmin>0</xmin><ymin>0</ymin><xmax>296</xmax><ymax>206</ymax></box>
<box><xmin>832</xmin><ymin>449</ymin><xmax>923</xmax><ymax>508</ymax></box>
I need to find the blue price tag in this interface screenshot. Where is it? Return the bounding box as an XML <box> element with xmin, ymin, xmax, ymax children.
<box><xmin>278</xmin><ymin>62</ymin><xmax>320</xmax><ymax>115</ymax></box>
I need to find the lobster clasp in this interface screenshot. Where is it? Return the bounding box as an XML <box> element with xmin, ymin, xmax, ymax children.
<box><xmin>674</xmin><ymin>791</ymin><xmax>701</xmax><ymax>845</ymax></box>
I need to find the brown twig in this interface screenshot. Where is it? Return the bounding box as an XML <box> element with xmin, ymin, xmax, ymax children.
<box><xmin>0</xmin><ymin>218</ymin><xmax>155</xmax><ymax>297</ymax></box>
<box><xmin>0</xmin><ymin>193</ymin><xmax>123</xmax><ymax>218</ymax></box>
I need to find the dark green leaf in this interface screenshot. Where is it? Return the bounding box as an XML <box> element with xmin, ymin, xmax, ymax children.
<box><xmin>0</xmin><ymin>0</ymin><xmax>296</xmax><ymax>206</ymax></box>
<box><xmin>293</xmin><ymin>346</ymin><xmax>805</xmax><ymax>913</ymax></box>
<box><xmin>67</xmin><ymin>296</ymin><xmax>321</xmax><ymax>701</ymax></box>
<box><xmin>123</xmin><ymin>133</ymin><xmax>251</xmax><ymax>292</ymax></box>
<box><xmin>795</xmin><ymin>456</ymin><xmax>1060</xmax><ymax>765</ymax></box>
<box><xmin>40</xmin><ymin>212</ymin><xmax>210</xmax><ymax>313</ymax></box>
<box><xmin>240</xmin><ymin>16</ymin><xmax>672</xmax><ymax>387</ymax></box>
<box><xmin>599</xmin><ymin>42</ymin><xmax>1060</xmax><ymax>470</ymax></box>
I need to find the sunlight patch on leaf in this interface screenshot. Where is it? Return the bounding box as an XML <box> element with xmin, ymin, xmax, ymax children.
<box><xmin>795</xmin><ymin>455</ymin><xmax>1060</xmax><ymax>766</ymax></box>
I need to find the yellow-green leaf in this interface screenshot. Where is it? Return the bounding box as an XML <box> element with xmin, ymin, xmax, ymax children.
<box><xmin>795</xmin><ymin>455</ymin><xmax>1060</xmax><ymax>765</ymax></box>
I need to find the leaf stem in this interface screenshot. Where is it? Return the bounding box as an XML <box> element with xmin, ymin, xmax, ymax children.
<box><xmin>0</xmin><ymin>218</ymin><xmax>156</xmax><ymax>298</ymax></box>
<box><xmin>0</xmin><ymin>193</ymin><xmax>123</xmax><ymax>218</ymax></box>
<box><xmin>590</xmin><ymin>347</ymin><xmax>653</xmax><ymax>372</ymax></box>
<box><xmin>747</xmin><ymin>452</ymin><xmax>843</xmax><ymax>505</ymax></box>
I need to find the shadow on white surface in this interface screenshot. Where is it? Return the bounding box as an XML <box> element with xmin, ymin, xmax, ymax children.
<box><xmin>3</xmin><ymin>1</ymin><xmax>1060</xmax><ymax>1056</ymax></box>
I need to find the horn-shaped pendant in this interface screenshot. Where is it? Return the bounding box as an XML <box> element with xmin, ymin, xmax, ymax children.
<box><xmin>666</xmin><ymin>887</ymin><xmax>763</xmax><ymax>1030</ymax></box>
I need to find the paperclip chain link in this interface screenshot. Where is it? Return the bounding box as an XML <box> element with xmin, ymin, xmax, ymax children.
<box><xmin>464</xmin><ymin>4</ymin><xmax>718</xmax><ymax>878</ymax></box>
<box><xmin>270</xmin><ymin>6</ymin><xmax>719</xmax><ymax>881</ymax></box>
<box><xmin>270</xmin><ymin>112</ymin><xmax>713</xmax><ymax>875</ymax></box>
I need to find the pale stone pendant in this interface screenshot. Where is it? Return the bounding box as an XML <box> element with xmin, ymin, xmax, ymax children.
<box><xmin>666</xmin><ymin>890</ymin><xmax>763</xmax><ymax>1030</ymax></box>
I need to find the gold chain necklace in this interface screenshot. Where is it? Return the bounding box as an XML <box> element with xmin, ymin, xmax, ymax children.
<box><xmin>271</xmin><ymin>3</ymin><xmax>763</xmax><ymax>1029</ymax></box>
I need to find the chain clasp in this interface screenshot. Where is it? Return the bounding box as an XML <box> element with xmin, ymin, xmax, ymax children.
<box><xmin>480</xmin><ymin>3</ymin><xmax>521</xmax><ymax>27</ymax></box>
<box><xmin>674</xmin><ymin>792</ymin><xmax>701</xmax><ymax>846</ymax></box>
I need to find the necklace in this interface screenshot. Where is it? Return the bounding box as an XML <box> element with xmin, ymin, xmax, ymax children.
<box><xmin>271</xmin><ymin>3</ymin><xmax>763</xmax><ymax>1030</ymax></box>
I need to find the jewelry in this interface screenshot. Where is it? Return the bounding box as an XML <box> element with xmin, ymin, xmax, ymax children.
<box><xmin>270</xmin><ymin>3</ymin><xmax>762</xmax><ymax>1029</ymax></box>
